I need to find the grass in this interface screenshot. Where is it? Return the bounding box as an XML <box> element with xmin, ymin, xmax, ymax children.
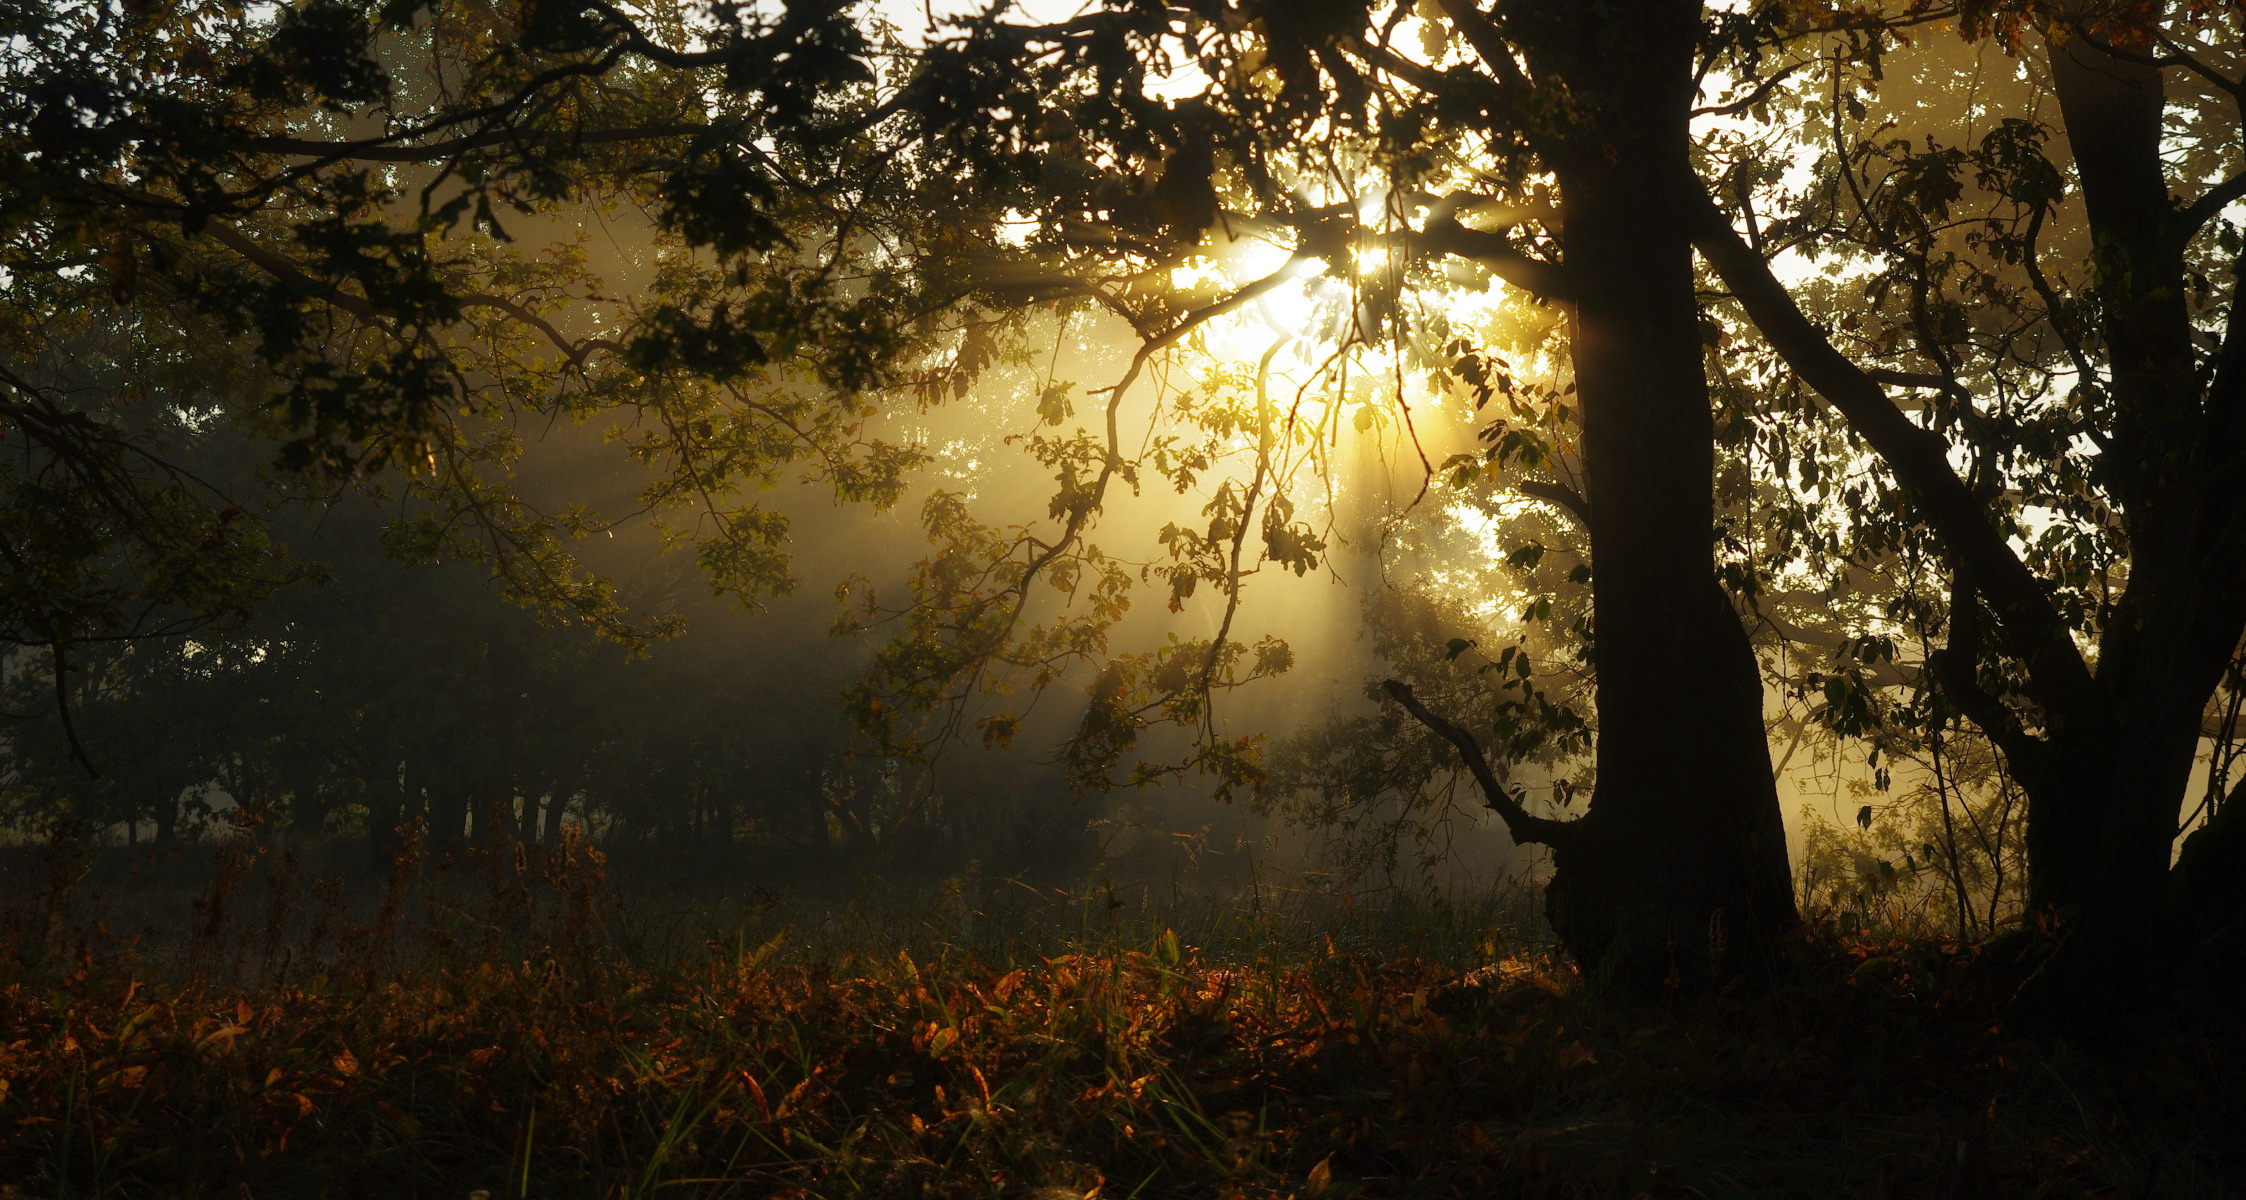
<box><xmin>0</xmin><ymin>825</ymin><xmax>2238</xmax><ymax>1198</ymax></box>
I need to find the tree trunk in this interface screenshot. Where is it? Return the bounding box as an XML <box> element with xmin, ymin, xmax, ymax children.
<box><xmin>1999</xmin><ymin>26</ymin><xmax>2246</xmax><ymax>1037</ymax></box>
<box><xmin>428</xmin><ymin>780</ymin><xmax>470</xmax><ymax>850</ymax></box>
<box><xmin>2170</xmin><ymin>787</ymin><xmax>2246</xmax><ymax>996</ymax></box>
<box><xmin>1509</xmin><ymin>0</ymin><xmax>1797</xmax><ymax>993</ymax></box>
<box><xmin>1685</xmin><ymin>4</ymin><xmax>2246</xmax><ymax>1033</ymax></box>
<box><xmin>288</xmin><ymin>759</ymin><xmax>329</xmax><ymax>838</ymax></box>
<box><xmin>365</xmin><ymin>756</ymin><xmax>404</xmax><ymax>868</ymax></box>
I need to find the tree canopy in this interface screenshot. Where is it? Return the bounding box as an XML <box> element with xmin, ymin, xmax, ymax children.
<box><xmin>6</xmin><ymin>0</ymin><xmax>2246</xmax><ymax>1036</ymax></box>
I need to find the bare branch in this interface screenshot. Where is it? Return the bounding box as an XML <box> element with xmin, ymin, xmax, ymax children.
<box><xmin>1382</xmin><ymin>681</ymin><xmax>1575</xmax><ymax>848</ymax></box>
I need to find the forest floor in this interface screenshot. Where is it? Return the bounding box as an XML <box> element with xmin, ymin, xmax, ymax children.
<box><xmin>0</xmin><ymin>830</ymin><xmax>2238</xmax><ymax>1199</ymax></box>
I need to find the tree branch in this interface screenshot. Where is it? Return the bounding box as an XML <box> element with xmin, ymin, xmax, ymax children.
<box><xmin>1433</xmin><ymin>0</ymin><xmax>1531</xmax><ymax>98</ymax></box>
<box><xmin>201</xmin><ymin>222</ymin><xmax>386</xmax><ymax>326</ymax></box>
<box><xmin>205</xmin><ymin>223</ymin><xmax>612</xmax><ymax>369</ymax></box>
<box><xmin>1409</xmin><ymin>214</ymin><xmax>1567</xmax><ymax>298</ymax></box>
<box><xmin>2179</xmin><ymin>170</ymin><xmax>2246</xmax><ymax>242</ymax></box>
<box><xmin>1688</xmin><ymin>184</ymin><xmax>2101</xmax><ymax>724</ymax></box>
<box><xmin>242</xmin><ymin>125</ymin><xmax>708</xmax><ymax>164</ymax></box>
<box><xmin>1515</xmin><ymin>477</ymin><xmax>1588</xmax><ymax>524</ymax></box>
<box><xmin>1382</xmin><ymin>680</ymin><xmax>1575</xmax><ymax>849</ymax></box>
<box><xmin>1926</xmin><ymin>569</ymin><xmax>2046</xmax><ymax>776</ymax></box>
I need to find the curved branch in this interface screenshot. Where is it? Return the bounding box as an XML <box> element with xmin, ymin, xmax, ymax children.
<box><xmin>2180</xmin><ymin>170</ymin><xmax>2246</xmax><ymax>242</ymax></box>
<box><xmin>1382</xmin><ymin>680</ymin><xmax>1575</xmax><ymax>849</ymax></box>
<box><xmin>1926</xmin><ymin>571</ymin><xmax>2045</xmax><ymax>774</ymax></box>
<box><xmin>1688</xmin><ymin>184</ymin><xmax>2100</xmax><ymax>725</ymax></box>
<box><xmin>1515</xmin><ymin>477</ymin><xmax>1588</xmax><ymax>523</ymax></box>
<box><xmin>457</xmin><ymin>296</ymin><xmax>622</xmax><ymax>367</ymax></box>
<box><xmin>1409</xmin><ymin>215</ymin><xmax>1567</xmax><ymax>298</ymax></box>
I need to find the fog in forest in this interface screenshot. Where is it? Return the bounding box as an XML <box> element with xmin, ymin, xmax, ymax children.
<box><xmin>2</xmin><ymin>26</ymin><xmax>2088</xmax><ymax>931</ymax></box>
<box><xmin>4</xmin><ymin>0</ymin><xmax>2231</xmax><ymax>987</ymax></box>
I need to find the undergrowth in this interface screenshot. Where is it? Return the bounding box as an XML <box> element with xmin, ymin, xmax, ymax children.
<box><xmin>0</xmin><ymin>824</ymin><xmax>2237</xmax><ymax>1199</ymax></box>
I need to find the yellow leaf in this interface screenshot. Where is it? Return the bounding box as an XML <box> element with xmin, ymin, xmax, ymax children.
<box><xmin>1307</xmin><ymin>1154</ymin><xmax>1334</xmax><ymax>1196</ymax></box>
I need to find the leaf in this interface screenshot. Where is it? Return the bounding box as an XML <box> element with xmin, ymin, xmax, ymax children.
<box><xmin>1445</xmin><ymin>637</ymin><xmax>1474</xmax><ymax>660</ymax></box>
<box><xmin>1307</xmin><ymin>1153</ymin><xmax>1334</xmax><ymax>1196</ymax></box>
<box><xmin>1417</xmin><ymin>16</ymin><xmax>1447</xmax><ymax>59</ymax></box>
<box><xmin>1857</xmin><ymin>805</ymin><xmax>1875</xmax><ymax>830</ymax></box>
<box><xmin>1037</xmin><ymin>381</ymin><xmax>1075</xmax><ymax>426</ymax></box>
<box><xmin>1154</xmin><ymin>928</ymin><xmax>1182</xmax><ymax>969</ymax></box>
<box><xmin>978</xmin><ymin>714</ymin><xmax>1021</xmax><ymax>750</ymax></box>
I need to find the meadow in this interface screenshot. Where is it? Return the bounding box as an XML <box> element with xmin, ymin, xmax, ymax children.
<box><xmin>0</xmin><ymin>825</ymin><xmax>2237</xmax><ymax>1199</ymax></box>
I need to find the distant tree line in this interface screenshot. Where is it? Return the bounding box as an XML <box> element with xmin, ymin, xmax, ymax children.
<box><xmin>0</xmin><ymin>494</ymin><xmax>1088</xmax><ymax>876</ymax></box>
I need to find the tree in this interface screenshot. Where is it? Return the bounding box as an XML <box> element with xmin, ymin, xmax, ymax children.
<box><xmin>22</xmin><ymin>0</ymin><xmax>2243</xmax><ymax>1032</ymax></box>
<box><xmin>8</xmin><ymin>0</ymin><xmax>1806</xmax><ymax>992</ymax></box>
<box><xmin>2</xmin><ymin>0</ymin><xmax>945</xmax><ymax>646</ymax></box>
<box><xmin>1675</xmin><ymin>1</ymin><xmax>2246</xmax><ymax>1032</ymax></box>
<box><xmin>880</xmin><ymin>0</ymin><xmax>1807</xmax><ymax>992</ymax></box>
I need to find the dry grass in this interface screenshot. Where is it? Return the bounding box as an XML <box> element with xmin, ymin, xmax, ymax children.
<box><xmin>0</xmin><ymin>825</ymin><xmax>2237</xmax><ymax>1199</ymax></box>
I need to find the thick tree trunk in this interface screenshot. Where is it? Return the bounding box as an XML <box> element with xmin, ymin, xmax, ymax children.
<box><xmin>2014</xmin><ymin>737</ymin><xmax>2107</xmax><ymax>915</ymax></box>
<box><xmin>1511</xmin><ymin>0</ymin><xmax>1797</xmax><ymax>993</ymax></box>
<box><xmin>2170</xmin><ymin>789</ymin><xmax>2246</xmax><ymax>996</ymax></box>
<box><xmin>2010</xmin><ymin>684</ymin><xmax>2224</xmax><ymax>1037</ymax></box>
<box><xmin>2003</xmin><ymin>26</ymin><xmax>2246</xmax><ymax>1037</ymax></box>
